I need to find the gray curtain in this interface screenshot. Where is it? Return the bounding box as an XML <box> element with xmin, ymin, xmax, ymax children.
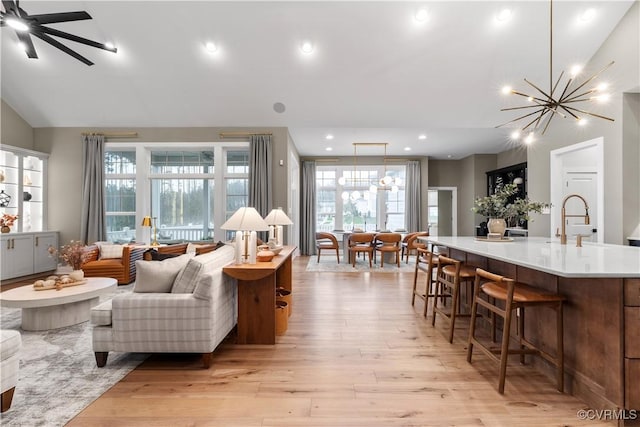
<box><xmin>248</xmin><ymin>134</ymin><xmax>273</xmax><ymax>217</ymax></box>
<box><xmin>405</xmin><ymin>160</ymin><xmax>422</xmax><ymax>232</ymax></box>
<box><xmin>80</xmin><ymin>134</ymin><xmax>107</xmax><ymax>243</ymax></box>
<box><xmin>300</xmin><ymin>160</ymin><xmax>316</xmax><ymax>255</ymax></box>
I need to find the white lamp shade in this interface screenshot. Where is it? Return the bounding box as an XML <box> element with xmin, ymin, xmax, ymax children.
<box><xmin>264</xmin><ymin>208</ymin><xmax>293</xmax><ymax>225</ymax></box>
<box><xmin>221</xmin><ymin>207</ymin><xmax>270</xmax><ymax>231</ymax></box>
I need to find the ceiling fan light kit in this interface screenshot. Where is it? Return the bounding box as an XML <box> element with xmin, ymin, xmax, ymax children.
<box><xmin>497</xmin><ymin>0</ymin><xmax>614</xmax><ymax>140</ymax></box>
<box><xmin>0</xmin><ymin>0</ymin><xmax>116</xmax><ymax>66</ymax></box>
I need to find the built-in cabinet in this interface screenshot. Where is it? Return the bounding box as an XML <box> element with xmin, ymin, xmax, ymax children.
<box><xmin>1</xmin><ymin>231</ymin><xmax>59</xmax><ymax>280</ymax></box>
<box><xmin>0</xmin><ymin>145</ymin><xmax>49</xmax><ymax>232</ymax></box>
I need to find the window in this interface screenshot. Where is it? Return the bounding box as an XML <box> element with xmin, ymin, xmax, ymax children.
<box><xmin>224</xmin><ymin>150</ymin><xmax>249</xmax><ymax>240</ymax></box>
<box><xmin>104</xmin><ymin>151</ymin><xmax>136</xmax><ymax>243</ymax></box>
<box><xmin>150</xmin><ymin>151</ymin><xmax>215</xmax><ymax>242</ymax></box>
<box><xmin>105</xmin><ymin>144</ymin><xmax>249</xmax><ymax>243</ymax></box>
<box><xmin>316</xmin><ymin>164</ymin><xmax>406</xmax><ymax>232</ymax></box>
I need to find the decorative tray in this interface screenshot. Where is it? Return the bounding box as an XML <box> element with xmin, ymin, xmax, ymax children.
<box><xmin>474</xmin><ymin>237</ymin><xmax>514</xmax><ymax>242</ymax></box>
<box><xmin>33</xmin><ymin>278</ymin><xmax>87</xmax><ymax>291</ymax></box>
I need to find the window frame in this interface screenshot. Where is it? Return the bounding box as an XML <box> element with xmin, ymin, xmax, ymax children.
<box><xmin>105</xmin><ymin>142</ymin><xmax>249</xmax><ymax>243</ymax></box>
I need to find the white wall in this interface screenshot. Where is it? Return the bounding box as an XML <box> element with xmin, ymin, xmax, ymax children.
<box><xmin>527</xmin><ymin>2</ymin><xmax>640</xmax><ymax>244</ymax></box>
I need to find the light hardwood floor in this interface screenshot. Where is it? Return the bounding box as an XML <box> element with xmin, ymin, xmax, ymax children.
<box><xmin>68</xmin><ymin>255</ymin><xmax>611</xmax><ymax>426</ymax></box>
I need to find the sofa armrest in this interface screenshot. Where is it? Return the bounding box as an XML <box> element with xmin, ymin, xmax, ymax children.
<box><xmin>123</xmin><ymin>246</ymin><xmax>146</xmax><ymax>283</ymax></box>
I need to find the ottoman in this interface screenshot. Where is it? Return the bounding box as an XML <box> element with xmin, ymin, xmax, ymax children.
<box><xmin>0</xmin><ymin>330</ymin><xmax>21</xmax><ymax>412</ymax></box>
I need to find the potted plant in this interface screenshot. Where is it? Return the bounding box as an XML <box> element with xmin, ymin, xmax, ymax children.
<box><xmin>48</xmin><ymin>240</ymin><xmax>90</xmax><ymax>281</ymax></box>
<box><xmin>504</xmin><ymin>197</ymin><xmax>549</xmax><ymax>228</ymax></box>
<box><xmin>472</xmin><ymin>183</ymin><xmax>518</xmax><ymax>235</ymax></box>
<box><xmin>472</xmin><ymin>182</ymin><xmax>548</xmax><ymax>235</ymax></box>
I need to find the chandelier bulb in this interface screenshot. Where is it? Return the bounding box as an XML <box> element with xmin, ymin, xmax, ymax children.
<box><xmin>382</xmin><ymin>175</ymin><xmax>392</xmax><ymax>186</ymax></box>
<box><xmin>341</xmin><ymin>191</ymin><xmax>349</xmax><ymax>200</ymax></box>
<box><xmin>369</xmin><ymin>185</ymin><xmax>378</xmax><ymax>193</ymax></box>
<box><xmin>510</xmin><ymin>130</ymin><xmax>521</xmax><ymax>140</ymax></box>
<box><xmin>391</xmin><ymin>185</ymin><xmax>399</xmax><ymax>193</ymax></box>
<box><xmin>338</xmin><ymin>176</ymin><xmax>346</xmax><ymax>186</ymax></box>
<box><xmin>501</xmin><ymin>86</ymin><xmax>513</xmax><ymax>95</ymax></box>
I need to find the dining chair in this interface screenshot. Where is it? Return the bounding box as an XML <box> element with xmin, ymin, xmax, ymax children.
<box><xmin>348</xmin><ymin>233</ymin><xmax>375</xmax><ymax>267</ymax></box>
<box><xmin>316</xmin><ymin>232</ymin><xmax>340</xmax><ymax>263</ymax></box>
<box><xmin>374</xmin><ymin>233</ymin><xmax>402</xmax><ymax>267</ymax></box>
<box><xmin>401</xmin><ymin>231</ymin><xmax>429</xmax><ymax>263</ymax></box>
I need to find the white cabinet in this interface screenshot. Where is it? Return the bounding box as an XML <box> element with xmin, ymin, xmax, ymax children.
<box><xmin>1</xmin><ymin>234</ymin><xmax>34</xmax><ymax>280</ymax></box>
<box><xmin>1</xmin><ymin>231</ymin><xmax>59</xmax><ymax>280</ymax></box>
<box><xmin>34</xmin><ymin>232</ymin><xmax>59</xmax><ymax>273</ymax></box>
<box><xmin>0</xmin><ymin>145</ymin><xmax>49</xmax><ymax>232</ymax></box>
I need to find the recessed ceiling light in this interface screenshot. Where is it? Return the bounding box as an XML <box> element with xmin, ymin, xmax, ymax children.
<box><xmin>414</xmin><ymin>7</ymin><xmax>429</xmax><ymax>22</ymax></box>
<box><xmin>447</xmin><ymin>154</ymin><xmax>453</xmax><ymax>159</ymax></box>
<box><xmin>404</xmin><ymin>147</ymin><xmax>411</xmax><ymax>151</ymax></box>
<box><xmin>325</xmin><ymin>134</ymin><xmax>334</xmax><ymax>140</ymax></box>
<box><xmin>495</xmin><ymin>8</ymin><xmax>512</xmax><ymax>22</ymax></box>
<box><xmin>579</xmin><ymin>8</ymin><xmax>596</xmax><ymax>23</ymax></box>
<box><xmin>325</xmin><ymin>147</ymin><xmax>333</xmax><ymax>151</ymax></box>
<box><xmin>300</xmin><ymin>41</ymin><xmax>314</xmax><ymax>54</ymax></box>
<box><xmin>418</xmin><ymin>134</ymin><xmax>427</xmax><ymax>140</ymax></box>
<box><xmin>205</xmin><ymin>42</ymin><xmax>217</xmax><ymax>53</ymax></box>
<box><xmin>6</xmin><ymin>17</ymin><xmax>29</xmax><ymax>32</ymax></box>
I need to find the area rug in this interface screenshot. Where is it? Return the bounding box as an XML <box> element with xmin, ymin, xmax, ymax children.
<box><xmin>307</xmin><ymin>254</ymin><xmax>416</xmax><ymax>273</ymax></box>
<box><xmin>0</xmin><ymin>284</ymin><xmax>147</xmax><ymax>427</ymax></box>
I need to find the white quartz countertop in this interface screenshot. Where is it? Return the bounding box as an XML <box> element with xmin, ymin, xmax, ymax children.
<box><xmin>419</xmin><ymin>236</ymin><xmax>640</xmax><ymax>278</ymax></box>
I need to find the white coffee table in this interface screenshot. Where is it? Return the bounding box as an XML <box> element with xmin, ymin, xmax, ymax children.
<box><xmin>0</xmin><ymin>277</ymin><xmax>117</xmax><ymax>331</ymax></box>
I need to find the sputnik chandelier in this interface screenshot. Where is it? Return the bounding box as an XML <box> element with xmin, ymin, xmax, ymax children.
<box><xmin>339</xmin><ymin>143</ymin><xmax>401</xmax><ymax>202</ymax></box>
<box><xmin>497</xmin><ymin>0</ymin><xmax>614</xmax><ymax>142</ymax></box>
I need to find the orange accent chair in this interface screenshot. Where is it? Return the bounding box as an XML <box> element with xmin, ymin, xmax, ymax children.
<box><xmin>316</xmin><ymin>232</ymin><xmax>340</xmax><ymax>263</ymax></box>
<box><xmin>81</xmin><ymin>245</ymin><xmax>146</xmax><ymax>285</ymax></box>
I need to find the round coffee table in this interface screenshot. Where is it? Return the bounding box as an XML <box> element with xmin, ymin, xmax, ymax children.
<box><xmin>0</xmin><ymin>277</ymin><xmax>117</xmax><ymax>331</ymax></box>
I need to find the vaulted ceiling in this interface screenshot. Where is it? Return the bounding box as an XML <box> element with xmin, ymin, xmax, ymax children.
<box><xmin>1</xmin><ymin>1</ymin><xmax>635</xmax><ymax>158</ymax></box>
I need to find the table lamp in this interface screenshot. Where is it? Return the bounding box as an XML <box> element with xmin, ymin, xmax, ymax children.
<box><xmin>263</xmin><ymin>208</ymin><xmax>293</xmax><ymax>247</ymax></box>
<box><xmin>221</xmin><ymin>207</ymin><xmax>269</xmax><ymax>264</ymax></box>
<box><xmin>141</xmin><ymin>216</ymin><xmax>159</xmax><ymax>246</ymax></box>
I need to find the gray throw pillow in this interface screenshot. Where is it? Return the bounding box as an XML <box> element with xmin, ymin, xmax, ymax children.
<box><xmin>133</xmin><ymin>253</ymin><xmax>194</xmax><ymax>293</ymax></box>
<box><xmin>172</xmin><ymin>258</ymin><xmax>204</xmax><ymax>294</ymax></box>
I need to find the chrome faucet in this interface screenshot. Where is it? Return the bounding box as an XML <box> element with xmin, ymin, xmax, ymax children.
<box><xmin>560</xmin><ymin>194</ymin><xmax>590</xmax><ymax>245</ymax></box>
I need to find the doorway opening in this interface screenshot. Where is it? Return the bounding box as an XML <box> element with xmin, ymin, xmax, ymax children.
<box><xmin>427</xmin><ymin>187</ymin><xmax>457</xmax><ymax>237</ymax></box>
<box><xmin>550</xmin><ymin>138</ymin><xmax>604</xmax><ymax>243</ymax></box>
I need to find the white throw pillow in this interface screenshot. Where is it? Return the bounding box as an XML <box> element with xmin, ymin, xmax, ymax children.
<box><xmin>99</xmin><ymin>244</ymin><xmax>124</xmax><ymax>259</ymax></box>
<box><xmin>133</xmin><ymin>253</ymin><xmax>195</xmax><ymax>293</ymax></box>
<box><xmin>171</xmin><ymin>258</ymin><xmax>204</xmax><ymax>294</ymax></box>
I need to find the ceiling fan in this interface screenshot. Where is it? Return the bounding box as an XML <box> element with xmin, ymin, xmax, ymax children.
<box><xmin>0</xmin><ymin>0</ymin><xmax>116</xmax><ymax>66</ymax></box>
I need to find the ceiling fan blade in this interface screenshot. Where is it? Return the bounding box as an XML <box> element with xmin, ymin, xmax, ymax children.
<box><xmin>16</xmin><ymin>29</ymin><xmax>37</xmax><ymax>58</ymax></box>
<box><xmin>1</xmin><ymin>1</ymin><xmax>16</xmax><ymax>14</ymax></box>
<box><xmin>30</xmin><ymin>11</ymin><xmax>91</xmax><ymax>24</ymax></box>
<box><xmin>38</xmin><ymin>26</ymin><xmax>116</xmax><ymax>52</ymax></box>
<box><xmin>31</xmin><ymin>31</ymin><xmax>93</xmax><ymax>65</ymax></box>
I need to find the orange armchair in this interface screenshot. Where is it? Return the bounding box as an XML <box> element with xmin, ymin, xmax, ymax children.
<box><xmin>82</xmin><ymin>244</ymin><xmax>146</xmax><ymax>285</ymax></box>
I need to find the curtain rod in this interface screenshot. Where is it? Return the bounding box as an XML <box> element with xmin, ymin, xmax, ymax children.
<box><xmin>219</xmin><ymin>132</ymin><xmax>273</xmax><ymax>138</ymax></box>
<box><xmin>81</xmin><ymin>131</ymin><xmax>139</xmax><ymax>138</ymax></box>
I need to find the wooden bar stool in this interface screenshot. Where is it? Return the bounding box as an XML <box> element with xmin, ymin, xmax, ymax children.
<box><xmin>431</xmin><ymin>255</ymin><xmax>476</xmax><ymax>343</ymax></box>
<box><xmin>466</xmin><ymin>268</ymin><xmax>565</xmax><ymax>394</ymax></box>
<box><xmin>411</xmin><ymin>248</ymin><xmax>439</xmax><ymax>317</ymax></box>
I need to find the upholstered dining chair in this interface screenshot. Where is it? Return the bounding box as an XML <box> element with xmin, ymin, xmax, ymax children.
<box><xmin>348</xmin><ymin>233</ymin><xmax>375</xmax><ymax>267</ymax></box>
<box><xmin>374</xmin><ymin>233</ymin><xmax>402</xmax><ymax>267</ymax></box>
<box><xmin>401</xmin><ymin>231</ymin><xmax>429</xmax><ymax>263</ymax></box>
<box><xmin>316</xmin><ymin>232</ymin><xmax>340</xmax><ymax>263</ymax></box>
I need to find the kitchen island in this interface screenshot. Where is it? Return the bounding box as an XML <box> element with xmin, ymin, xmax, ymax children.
<box><xmin>420</xmin><ymin>236</ymin><xmax>640</xmax><ymax>417</ymax></box>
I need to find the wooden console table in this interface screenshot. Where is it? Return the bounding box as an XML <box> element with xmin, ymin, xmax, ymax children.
<box><xmin>223</xmin><ymin>246</ymin><xmax>295</xmax><ymax>344</ymax></box>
